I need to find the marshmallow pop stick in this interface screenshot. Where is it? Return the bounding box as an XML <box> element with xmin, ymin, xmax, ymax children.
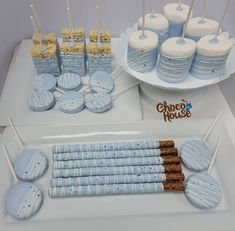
<box><xmin>141</xmin><ymin>0</ymin><xmax>146</xmax><ymax>37</ymax></box>
<box><xmin>215</xmin><ymin>0</ymin><xmax>231</xmax><ymax>40</ymax></box>
<box><xmin>200</xmin><ymin>0</ymin><xmax>207</xmax><ymax>23</ymax></box>
<box><xmin>181</xmin><ymin>0</ymin><xmax>195</xmax><ymax>39</ymax></box>
<box><xmin>152</xmin><ymin>0</ymin><xmax>157</xmax><ymax>16</ymax></box>
<box><xmin>30</xmin><ymin>16</ymin><xmax>43</xmax><ymax>47</ymax></box>
<box><xmin>8</xmin><ymin>118</ymin><xmax>24</xmax><ymax>150</ymax></box>
<box><xmin>96</xmin><ymin>0</ymin><xmax>102</xmax><ymax>43</ymax></box>
<box><xmin>30</xmin><ymin>4</ymin><xmax>44</xmax><ymax>36</ymax></box>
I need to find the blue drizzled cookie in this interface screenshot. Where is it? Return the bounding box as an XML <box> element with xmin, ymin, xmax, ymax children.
<box><xmin>85</xmin><ymin>93</ymin><xmax>112</xmax><ymax>113</ymax></box>
<box><xmin>185</xmin><ymin>173</ymin><xmax>222</xmax><ymax>209</ymax></box>
<box><xmin>32</xmin><ymin>74</ymin><xmax>57</xmax><ymax>92</ymax></box>
<box><xmin>6</xmin><ymin>182</ymin><xmax>43</xmax><ymax>220</ymax></box>
<box><xmin>57</xmin><ymin>73</ymin><xmax>82</xmax><ymax>91</ymax></box>
<box><xmin>58</xmin><ymin>91</ymin><xmax>85</xmax><ymax>114</ymax></box>
<box><xmin>180</xmin><ymin>140</ymin><xmax>212</xmax><ymax>171</ymax></box>
<box><xmin>89</xmin><ymin>71</ymin><xmax>114</xmax><ymax>94</ymax></box>
<box><xmin>28</xmin><ymin>90</ymin><xmax>55</xmax><ymax>112</ymax></box>
<box><xmin>14</xmin><ymin>149</ymin><xmax>48</xmax><ymax>181</ymax></box>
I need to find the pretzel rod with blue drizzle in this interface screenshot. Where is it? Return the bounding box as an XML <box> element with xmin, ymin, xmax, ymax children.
<box><xmin>48</xmin><ymin>182</ymin><xmax>185</xmax><ymax>198</ymax></box>
<box><xmin>53</xmin><ymin>164</ymin><xmax>182</xmax><ymax>178</ymax></box>
<box><xmin>53</xmin><ymin>156</ymin><xmax>180</xmax><ymax>169</ymax></box>
<box><xmin>53</xmin><ymin>148</ymin><xmax>178</xmax><ymax>161</ymax></box>
<box><xmin>50</xmin><ymin>172</ymin><xmax>185</xmax><ymax>187</ymax></box>
<box><xmin>52</xmin><ymin>140</ymin><xmax>175</xmax><ymax>153</ymax></box>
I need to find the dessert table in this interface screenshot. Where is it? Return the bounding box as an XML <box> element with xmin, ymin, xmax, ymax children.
<box><xmin>1</xmin><ymin>41</ymin><xmax>235</xmax><ymax>231</ymax></box>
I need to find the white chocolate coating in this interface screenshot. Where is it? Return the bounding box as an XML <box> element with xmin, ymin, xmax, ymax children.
<box><xmin>128</xmin><ymin>30</ymin><xmax>159</xmax><ymax>50</ymax></box>
<box><xmin>138</xmin><ymin>14</ymin><xmax>169</xmax><ymax>30</ymax></box>
<box><xmin>186</xmin><ymin>17</ymin><xmax>219</xmax><ymax>37</ymax></box>
<box><xmin>161</xmin><ymin>37</ymin><xmax>196</xmax><ymax>57</ymax></box>
<box><xmin>197</xmin><ymin>35</ymin><xmax>233</xmax><ymax>56</ymax></box>
<box><xmin>164</xmin><ymin>3</ymin><xmax>192</xmax><ymax>22</ymax></box>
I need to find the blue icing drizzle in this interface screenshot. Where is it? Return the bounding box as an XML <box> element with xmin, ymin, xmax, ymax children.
<box><xmin>85</xmin><ymin>93</ymin><xmax>112</xmax><ymax>113</ymax></box>
<box><xmin>190</xmin><ymin>52</ymin><xmax>229</xmax><ymax>79</ymax></box>
<box><xmin>32</xmin><ymin>74</ymin><xmax>57</xmax><ymax>92</ymax></box>
<box><xmin>58</xmin><ymin>91</ymin><xmax>85</xmax><ymax>114</ymax></box>
<box><xmin>180</xmin><ymin>140</ymin><xmax>212</xmax><ymax>171</ymax></box>
<box><xmin>90</xmin><ymin>71</ymin><xmax>114</xmax><ymax>94</ymax></box>
<box><xmin>6</xmin><ymin>182</ymin><xmax>42</xmax><ymax>220</ymax></box>
<box><xmin>28</xmin><ymin>90</ymin><xmax>55</xmax><ymax>112</ymax></box>
<box><xmin>127</xmin><ymin>45</ymin><xmax>158</xmax><ymax>73</ymax></box>
<box><xmin>14</xmin><ymin>149</ymin><xmax>48</xmax><ymax>181</ymax></box>
<box><xmin>48</xmin><ymin>183</ymin><xmax>164</xmax><ymax>197</ymax></box>
<box><xmin>50</xmin><ymin>173</ymin><xmax>166</xmax><ymax>187</ymax></box>
<box><xmin>185</xmin><ymin>173</ymin><xmax>222</xmax><ymax>209</ymax></box>
<box><xmin>157</xmin><ymin>52</ymin><xmax>195</xmax><ymax>83</ymax></box>
<box><xmin>58</xmin><ymin>73</ymin><xmax>82</xmax><ymax>90</ymax></box>
<box><xmin>52</xmin><ymin>140</ymin><xmax>161</xmax><ymax>153</ymax></box>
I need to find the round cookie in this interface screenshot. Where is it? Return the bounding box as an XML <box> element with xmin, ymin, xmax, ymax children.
<box><xmin>85</xmin><ymin>93</ymin><xmax>112</xmax><ymax>113</ymax></box>
<box><xmin>90</xmin><ymin>71</ymin><xmax>114</xmax><ymax>94</ymax></box>
<box><xmin>14</xmin><ymin>149</ymin><xmax>48</xmax><ymax>181</ymax></box>
<box><xmin>58</xmin><ymin>91</ymin><xmax>85</xmax><ymax>114</ymax></box>
<box><xmin>28</xmin><ymin>90</ymin><xmax>55</xmax><ymax>112</ymax></box>
<box><xmin>57</xmin><ymin>73</ymin><xmax>82</xmax><ymax>91</ymax></box>
<box><xmin>180</xmin><ymin>140</ymin><xmax>212</xmax><ymax>171</ymax></box>
<box><xmin>6</xmin><ymin>182</ymin><xmax>43</xmax><ymax>220</ymax></box>
<box><xmin>32</xmin><ymin>74</ymin><xmax>57</xmax><ymax>92</ymax></box>
<box><xmin>185</xmin><ymin>173</ymin><xmax>222</xmax><ymax>209</ymax></box>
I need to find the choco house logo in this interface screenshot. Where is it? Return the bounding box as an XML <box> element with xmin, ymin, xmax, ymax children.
<box><xmin>156</xmin><ymin>99</ymin><xmax>192</xmax><ymax>122</ymax></box>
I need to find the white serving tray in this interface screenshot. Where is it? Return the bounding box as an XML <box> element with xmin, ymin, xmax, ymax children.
<box><xmin>116</xmin><ymin>24</ymin><xmax>235</xmax><ymax>91</ymax></box>
<box><xmin>0</xmin><ymin>119</ymin><xmax>235</xmax><ymax>231</ymax></box>
<box><xmin>0</xmin><ymin>39</ymin><xmax>142</xmax><ymax>126</ymax></box>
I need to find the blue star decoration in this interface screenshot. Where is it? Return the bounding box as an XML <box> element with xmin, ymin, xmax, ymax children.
<box><xmin>185</xmin><ymin>102</ymin><xmax>192</xmax><ymax>112</ymax></box>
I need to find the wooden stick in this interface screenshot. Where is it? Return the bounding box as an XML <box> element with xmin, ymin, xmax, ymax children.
<box><xmin>208</xmin><ymin>137</ymin><xmax>222</xmax><ymax>174</ymax></box>
<box><xmin>8</xmin><ymin>118</ymin><xmax>24</xmax><ymax>150</ymax></box>
<box><xmin>181</xmin><ymin>0</ymin><xmax>195</xmax><ymax>39</ymax></box>
<box><xmin>202</xmin><ymin>113</ymin><xmax>221</xmax><ymax>142</ymax></box>
<box><xmin>1</xmin><ymin>145</ymin><xmax>18</xmax><ymax>184</ymax></box>
<box><xmin>215</xmin><ymin>0</ymin><xmax>231</xmax><ymax>39</ymax></box>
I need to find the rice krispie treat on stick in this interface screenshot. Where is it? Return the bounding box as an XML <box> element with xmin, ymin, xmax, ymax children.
<box><xmin>86</xmin><ymin>42</ymin><xmax>112</xmax><ymax>75</ymax></box>
<box><xmin>31</xmin><ymin>44</ymin><xmax>61</xmax><ymax>76</ymax></box>
<box><xmin>60</xmin><ymin>42</ymin><xmax>86</xmax><ymax>76</ymax></box>
<box><xmin>62</xmin><ymin>28</ymin><xmax>85</xmax><ymax>42</ymax></box>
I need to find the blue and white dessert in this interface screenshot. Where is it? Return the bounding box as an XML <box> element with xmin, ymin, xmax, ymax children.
<box><xmin>14</xmin><ymin>149</ymin><xmax>48</xmax><ymax>181</ymax></box>
<box><xmin>31</xmin><ymin>44</ymin><xmax>61</xmax><ymax>76</ymax></box>
<box><xmin>28</xmin><ymin>90</ymin><xmax>55</xmax><ymax>112</ymax></box>
<box><xmin>138</xmin><ymin>13</ymin><xmax>169</xmax><ymax>46</ymax></box>
<box><xmin>32</xmin><ymin>73</ymin><xmax>57</xmax><ymax>92</ymax></box>
<box><xmin>6</xmin><ymin>182</ymin><xmax>43</xmax><ymax>220</ymax></box>
<box><xmin>180</xmin><ymin>140</ymin><xmax>212</xmax><ymax>171</ymax></box>
<box><xmin>58</xmin><ymin>73</ymin><xmax>82</xmax><ymax>91</ymax></box>
<box><xmin>89</xmin><ymin>71</ymin><xmax>114</xmax><ymax>94</ymax></box>
<box><xmin>127</xmin><ymin>30</ymin><xmax>159</xmax><ymax>73</ymax></box>
<box><xmin>60</xmin><ymin>42</ymin><xmax>86</xmax><ymax>76</ymax></box>
<box><xmin>164</xmin><ymin>3</ymin><xmax>192</xmax><ymax>37</ymax></box>
<box><xmin>157</xmin><ymin>37</ymin><xmax>196</xmax><ymax>82</ymax></box>
<box><xmin>85</xmin><ymin>93</ymin><xmax>112</xmax><ymax>113</ymax></box>
<box><xmin>185</xmin><ymin>173</ymin><xmax>222</xmax><ymax>209</ymax></box>
<box><xmin>87</xmin><ymin>43</ymin><xmax>112</xmax><ymax>76</ymax></box>
<box><xmin>58</xmin><ymin>91</ymin><xmax>85</xmax><ymax>114</ymax></box>
<box><xmin>49</xmin><ymin>182</ymin><xmax>164</xmax><ymax>198</ymax></box>
<box><xmin>185</xmin><ymin>17</ymin><xmax>219</xmax><ymax>42</ymax></box>
<box><xmin>190</xmin><ymin>35</ymin><xmax>233</xmax><ymax>79</ymax></box>
<box><xmin>62</xmin><ymin>28</ymin><xmax>85</xmax><ymax>43</ymax></box>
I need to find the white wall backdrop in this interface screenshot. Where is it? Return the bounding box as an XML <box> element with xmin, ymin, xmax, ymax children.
<box><xmin>0</xmin><ymin>0</ymin><xmax>234</xmax><ymax>93</ymax></box>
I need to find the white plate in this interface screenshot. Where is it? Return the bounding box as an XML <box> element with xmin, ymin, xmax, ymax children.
<box><xmin>0</xmin><ymin>119</ymin><xmax>235</xmax><ymax>231</ymax></box>
<box><xmin>116</xmin><ymin>25</ymin><xmax>235</xmax><ymax>90</ymax></box>
<box><xmin>0</xmin><ymin>39</ymin><xmax>142</xmax><ymax>126</ymax></box>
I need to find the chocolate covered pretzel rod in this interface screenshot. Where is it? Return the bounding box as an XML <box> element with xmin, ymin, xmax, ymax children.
<box><xmin>53</xmin><ymin>164</ymin><xmax>182</xmax><ymax>178</ymax></box>
<box><xmin>48</xmin><ymin>181</ymin><xmax>184</xmax><ymax>198</ymax></box>
<box><xmin>52</xmin><ymin>140</ymin><xmax>175</xmax><ymax>153</ymax></box>
<box><xmin>50</xmin><ymin>173</ymin><xmax>185</xmax><ymax>187</ymax></box>
<box><xmin>53</xmin><ymin>156</ymin><xmax>180</xmax><ymax>169</ymax></box>
<box><xmin>53</xmin><ymin>148</ymin><xmax>178</xmax><ymax>161</ymax></box>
